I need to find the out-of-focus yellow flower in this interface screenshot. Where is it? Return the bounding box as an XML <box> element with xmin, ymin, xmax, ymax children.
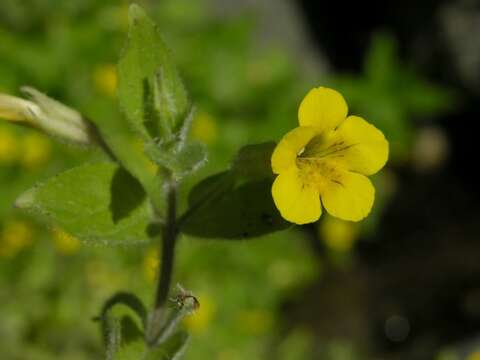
<box><xmin>217</xmin><ymin>349</ymin><xmax>242</xmax><ymax>360</ymax></box>
<box><xmin>467</xmin><ymin>351</ymin><xmax>480</xmax><ymax>360</ymax></box>
<box><xmin>319</xmin><ymin>216</ymin><xmax>358</xmax><ymax>252</ymax></box>
<box><xmin>0</xmin><ymin>126</ymin><xmax>18</xmax><ymax>164</ymax></box>
<box><xmin>85</xmin><ymin>260</ymin><xmax>122</xmax><ymax>293</ymax></box>
<box><xmin>143</xmin><ymin>247</ymin><xmax>159</xmax><ymax>283</ymax></box>
<box><xmin>52</xmin><ymin>227</ymin><xmax>81</xmax><ymax>255</ymax></box>
<box><xmin>118</xmin><ymin>3</ymin><xmax>130</xmax><ymax>30</ymax></box>
<box><xmin>93</xmin><ymin>64</ymin><xmax>118</xmax><ymax>97</ymax></box>
<box><xmin>133</xmin><ymin>138</ymin><xmax>158</xmax><ymax>174</ymax></box>
<box><xmin>0</xmin><ymin>219</ymin><xmax>34</xmax><ymax>258</ymax></box>
<box><xmin>237</xmin><ymin>309</ymin><xmax>273</xmax><ymax>335</ymax></box>
<box><xmin>268</xmin><ymin>260</ymin><xmax>295</xmax><ymax>289</ymax></box>
<box><xmin>271</xmin><ymin>87</ymin><xmax>389</xmax><ymax>224</ymax></box>
<box><xmin>183</xmin><ymin>293</ymin><xmax>214</xmax><ymax>335</ymax></box>
<box><xmin>20</xmin><ymin>133</ymin><xmax>52</xmax><ymax>169</ymax></box>
<box><xmin>192</xmin><ymin>111</ymin><xmax>218</xmax><ymax>144</ymax></box>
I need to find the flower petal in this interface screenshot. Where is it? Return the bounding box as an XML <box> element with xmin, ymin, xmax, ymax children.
<box><xmin>321</xmin><ymin>170</ymin><xmax>374</xmax><ymax>222</ymax></box>
<box><xmin>298</xmin><ymin>87</ymin><xmax>348</xmax><ymax>132</ymax></box>
<box><xmin>271</xmin><ymin>126</ymin><xmax>317</xmax><ymax>174</ymax></box>
<box><xmin>333</xmin><ymin>116</ymin><xmax>389</xmax><ymax>175</ymax></box>
<box><xmin>272</xmin><ymin>167</ymin><xmax>321</xmax><ymax>224</ymax></box>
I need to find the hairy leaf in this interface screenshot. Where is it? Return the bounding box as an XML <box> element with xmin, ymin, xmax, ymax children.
<box><xmin>98</xmin><ymin>292</ymin><xmax>147</xmax><ymax>360</ymax></box>
<box><xmin>118</xmin><ymin>4</ymin><xmax>189</xmax><ymax>139</ymax></box>
<box><xmin>16</xmin><ymin>162</ymin><xmax>152</xmax><ymax>245</ymax></box>
<box><xmin>181</xmin><ymin>142</ymin><xmax>290</xmax><ymax>239</ymax></box>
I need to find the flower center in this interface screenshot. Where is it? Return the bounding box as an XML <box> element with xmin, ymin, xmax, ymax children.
<box><xmin>295</xmin><ymin>134</ymin><xmax>350</xmax><ymax>191</ymax></box>
<box><xmin>296</xmin><ymin>157</ymin><xmax>344</xmax><ymax>191</ymax></box>
<box><xmin>300</xmin><ymin>134</ymin><xmax>356</xmax><ymax>160</ymax></box>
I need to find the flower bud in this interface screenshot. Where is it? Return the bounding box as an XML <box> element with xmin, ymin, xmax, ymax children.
<box><xmin>0</xmin><ymin>87</ymin><xmax>95</xmax><ymax>145</ymax></box>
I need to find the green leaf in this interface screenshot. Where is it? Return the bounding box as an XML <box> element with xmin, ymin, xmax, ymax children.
<box><xmin>116</xmin><ymin>331</ymin><xmax>189</xmax><ymax>360</ymax></box>
<box><xmin>16</xmin><ymin>162</ymin><xmax>152</xmax><ymax>245</ymax></box>
<box><xmin>98</xmin><ymin>292</ymin><xmax>147</xmax><ymax>360</ymax></box>
<box><xmin>90</xmin><ymin>106</ymin><xmax>167</xmax><ymax>218</ymax></box>
<box><xmin>145</xmin><ymin>140</ymin><xmax>206</xmax><ymax>179</ymax></box>
<box><xmin>232</xmin><ymin>142</ymin><xmax>276</xmax><ymax>180</ymax></box>
<box><xmin>150</xmin><ymin>331</ymin><xmax>189</xmax><ymax>360</ymax></box>
<box><xmin>181</xmin><ymin>142</ymin><xmax>290</xmax><ymax>239</ymax></box>
<box><xmin>118</xmin><ymin>4</ymin><xmax>190</xmax><ymax>139</ymax></box>
<box><xmin>115</xmin><ymin>340</ymin><xmax>146</xmax><ymax>360</ymax></box>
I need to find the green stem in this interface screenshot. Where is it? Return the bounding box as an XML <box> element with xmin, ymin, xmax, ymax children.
<box><xmin>148</xmin><ymin>176</ymin><xmax>178</xmax><ymax>344</ymax></box>
<box><xmin>155</xmin><ymin>178</ymin><xmax>177</xmax><ymax>309</ymax></box>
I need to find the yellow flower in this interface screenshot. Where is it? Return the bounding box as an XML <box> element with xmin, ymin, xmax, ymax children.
<box><xmin>93</xmin><ymin>64</ymin><xmax>118</xmax><ymax>97</ymax></box>
<box><xmin>467</xmin><ymin>351</ymin><xmax>480</xmax><ymax>360</ymax></box>
<box><xmin>0</xmin><ymin>126</ymin><xmax>19</xmax><ymax>164</ymax></box>
<box><xmin>320</xmin><ymin>216</ymin><xmax>358</xmax><ymax>252</ymax></box>
<box><xmin>271</xmin><ymin>87</ymin><xmax>389</xmax><ymax>224</ymax></box>
<box><xmin>191</xmin><ymin>111</ymin><xmax>218</xmax><ymax>144</ymax></box>
<box><xmin>0</xmin><ymin>219</ymin><xmax>34</xmax><ymax>258</ymax></box>
<box><xmin>20</xmin><ymin>133</ymin><xmax>52</xmax><ymax>169</ymax></box>
<box><xmin>142</xmin><ymin>247</ymin><xmax>159</xmax><ymax>283</ymax></box>
<box><xmin>52</xmin><ymin>227</ymin><xmax>81</xmax><ymax>255</ymax></box>
<box><xmin>183</xmin><ymin>293</ymin><xmax>215</xmax><ymax>335</ymax></box>
<box><xmin>237</xmin><ymin>309</ymin><xmax>273</xmax><ymax>335</ymax></box>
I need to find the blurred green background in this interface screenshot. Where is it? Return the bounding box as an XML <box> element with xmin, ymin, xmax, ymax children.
<box><xmin>1</xmin><ymin>0</ymin><xmax>480</xmax><ymax>359</ymax></box>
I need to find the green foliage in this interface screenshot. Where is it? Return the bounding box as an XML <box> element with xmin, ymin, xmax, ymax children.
<box><xmin>116</xmin><ymin>331</ymin><xmax>189</xmax><ymax>360</ymax></box>
<box><xmin>100</xmin><ymin>291</ymin><xmax>188</xmax><ymax>360</ymax></box>
<box><xmin>145</xmin><ymin>140</ymin><xmax>206</xmax><ymax>180</ymax></box>
<box><xmin>182</xmin><ymin>143</ymin><xmax>290</xmax><ymax>239</ymax></box>
<box><xmin>0</xmin><ymin>0</ymin><xmax>458</xmax><ymax>359</ymax></box>
<box><xmin>118</xmin><ymin>4</ymin><xmax>190</xmax><ymax>139</ymax></box>
<box><xmin>99</xmin><ymin>292</ymin><xmax>147</xmax><ymax>359</ymax></box>
<box><xmin>89</xmin><ymin>107</ymin><xmax>167</xmax><ymax>218</ymax></box>
<box><xmin>328</xmin><ymin>32</ymin><xmax>454</xmax><ymax>161</ymax></box>
<box><xmin>15</xmin><ymin>162</ymin><xmax>152</xmax><ymax>245</ymax></box>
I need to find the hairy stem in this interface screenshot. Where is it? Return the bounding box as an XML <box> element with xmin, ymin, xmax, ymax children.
<box><xmin>155</xmin><ymin>178</ymin><xmax>178</xmax><ymax>309</ymax></box>
<box><xmin>147</xmin><ymin>176</ymin><xmax>178</xmax><ymax>345</ymax></box>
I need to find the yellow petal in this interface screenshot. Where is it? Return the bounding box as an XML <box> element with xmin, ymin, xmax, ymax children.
<box><xmin>272</xmin><ymin>167</ymin><xmax>321</xmax><ymax>224</ymax></box>
<box><xmin>333</xmin><ymin>116</ymin><xmax>389</xmax><ymax>175</ymax></box>
<box><xmin>271</xmin><ymin>126</ymin><xmax>317</xmax><ymax>174</ymax></box>
<box><xmin>321</xmin><ymin>170</ymin><xmax>374</xmax><ymax>222</ymax></box>
<box><xmin>298</xmin><ymin>87</ymin><xmax>348</xmax><ymax>132</ymax></box>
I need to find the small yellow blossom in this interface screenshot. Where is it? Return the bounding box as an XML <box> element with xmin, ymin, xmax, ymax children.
<box><xmin>52</xmin><ymin>227</ymin><xmax>81</xmax><ymax>255</ymax></box>
<box><xmin>237</xmin><ymin>309</ymin><xmax>273</xmax><ymax>335</ymax></box>
<box><xmin>217</xmin><ymin>349</ymin><xmax>242</xmax><ymax>360</ymax></box>
<box><xmin>133</xmin><ymin>138</ymin><xmax>158</xmax><ymax>174</ymax></box>
<box><xmin>183</xmin><ymin>293</ymin><xmax>214</xmax><ymax>334</ymax></box>
<box><xmin>271</xmin><ymin>87</ymin><xmax>389</xmax><ymax>224</ymax></box>
<box><xmin>320</xmin><ymin>216</ymin><xmax>358</xmax><ymax>252</ymax></box>
<box><xmin>192</xmin><ymin>111</ymin><xmax>218</xmax><ymax>144</ymax></box>
<box><xmin>0</xmin><ymin>219</ymin><xmax>34</xmax><ymax>258</ymax></box>
<box><xmin>142</xmin><ymin>247</ymin><xmax>159</xmax><ymax>283</ymax></box>
<box><xmin>0</xmin><ymin>126</ymin><xmax>19</xmax><ymax>164</ymax></box>
<box><xmin>467</xmin><ymin>351</ymin><xmax>480</xmax><ymax>360</ymax></box>
<box><xmin>20</xmin><ymin>133</ymin><xmax>52</xmax><ymax>169</ymax></box>
<box><xmin>268</xmin><ymin>260</ymin><xmax>296</xmax><ymax>289</ymax></box>
<box><xmin>93</xmin><ymin>64</ymin><xmax>118</xmax><ymax>97</ymax></box>
<box><xmin>85</xmin><ymin>260</ymin><xmax>122</xmax><ymax>294</ymax></box>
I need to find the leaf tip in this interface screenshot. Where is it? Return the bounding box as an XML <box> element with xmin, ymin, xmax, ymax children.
<box><xmin>14</xmin><ymin>188</ymin><xmax>36</xmax><ymax>209</ymax></box>
<box><xmin>128</xmin><ymin>3</ymin><xmax>146</xmax><ymax>24</ymax></box>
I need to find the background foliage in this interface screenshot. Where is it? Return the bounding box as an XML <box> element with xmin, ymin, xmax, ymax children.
<box><xmin>1</xmin><ymin>0</ymin><xmax>478</xmax><ymax>359</ymax></box>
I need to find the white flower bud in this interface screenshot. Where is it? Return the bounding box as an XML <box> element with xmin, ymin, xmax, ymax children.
<box><xmin>0</xmin><ymin>87</ymin><xmax>94</xmax><ymax>145</ymax></box>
